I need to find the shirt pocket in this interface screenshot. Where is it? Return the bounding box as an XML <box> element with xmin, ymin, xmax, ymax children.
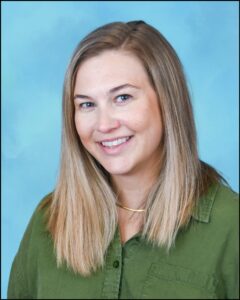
<box><xmin>141</xmin><ymin>262</ymin><xmax>218</xmax><ymax>299</ymax></box>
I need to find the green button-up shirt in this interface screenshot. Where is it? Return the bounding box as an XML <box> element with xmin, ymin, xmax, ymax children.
<box><xmin>8</xmin><ymin>184</ymin><xmax>239</xmax><ymax>299</ymax></box>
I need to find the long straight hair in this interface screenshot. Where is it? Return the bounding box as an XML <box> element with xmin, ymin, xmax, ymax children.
<box><xmin>42</xmin><ymin>21</ymin><xmax>223</xmax><ymax>276</ymax></box>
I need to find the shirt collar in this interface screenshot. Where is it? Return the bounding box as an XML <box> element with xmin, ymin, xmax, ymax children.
<box><xmin>191</xmin><ymin>183</ymin><xmax>220</xmax><ymax>223</ymax></box>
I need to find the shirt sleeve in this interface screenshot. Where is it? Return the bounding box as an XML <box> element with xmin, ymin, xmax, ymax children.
<box><xmin>7</xmin><ymin>252</ymin><xmax>29</xmax><ymax>299</ymax></box>
<box><xmin>7</xmin><ymin>208</ymin><xmax>40</xmax><ymax>299</ymax></box>
<box><xmin>223</xmin><ymin>193</ymin><xmax>239</xmax><ymax>299</ymax></box>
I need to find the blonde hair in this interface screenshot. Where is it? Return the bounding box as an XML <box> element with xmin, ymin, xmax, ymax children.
<box><xmin>42</xmin><ymin>21</ymin><xmax>223</xmax><ymax>276</ymax></box>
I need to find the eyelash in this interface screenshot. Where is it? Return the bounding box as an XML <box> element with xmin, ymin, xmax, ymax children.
<box><xmin>78</xmin><ymin>94</ymin><xmax>132</xmax><ymax>111</ymax></box>
<box><xmin>79</xmin><ymin>102</ymin><xmax>95</xmax><ymax>109</ymax></box>
<box><xmin>115</xmin><ymin>94</ymin><xmax>132</xmax><ymax>103</ymax></box>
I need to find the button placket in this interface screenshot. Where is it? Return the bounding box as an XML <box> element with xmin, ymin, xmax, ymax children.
<box><xmin>113</xmin><ymin>260</ymin><xmax>120</xmax><ymax>268</ymax></box>
<box><xmin>102</xmin><ymin>230</ymin><xmax>123</xmax><ymax>299</ymax></box>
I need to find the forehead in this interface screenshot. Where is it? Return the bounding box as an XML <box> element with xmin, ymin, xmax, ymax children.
<box><xmin>74</xmin><ymin>50</ymin><xmax>149</xmax><ymax>92</ymax></box>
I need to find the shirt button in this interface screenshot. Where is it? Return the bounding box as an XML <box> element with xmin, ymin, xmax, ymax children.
<box><xmin>113</xmin><ymin>260</ymin><xmax>120</xmax><ymax>268</ymax></box>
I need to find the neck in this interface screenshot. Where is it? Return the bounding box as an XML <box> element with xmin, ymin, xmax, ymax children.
<box><xmin>112</xmin><ymin>165</ymin><xmax>161</xmax><ymax>244</ymax></box>
<box><xmin>111</xmin><ymin>167</ymin><xmax>160</xmax><ymax>210</ymax></box>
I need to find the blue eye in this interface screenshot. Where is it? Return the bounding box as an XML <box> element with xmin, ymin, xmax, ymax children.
<box><xmin>116</xmin><ymin>94</ymin><xmax>131</xmax><ymax>103</ymax></box>
<box><xmin>79</xmin><ymin>102</ymin><xmax>95</xmax><ymax>110</ymax></box>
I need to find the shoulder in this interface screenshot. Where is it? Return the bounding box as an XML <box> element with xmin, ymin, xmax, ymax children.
<box><xmin>16</xmin><ymin>192</ymin><xmax>54</xmax><ymax>265</ymax></box>
<box><xmin>37</xmin><ymin>192</ymin><xmax>53</xmax><ymax>212</ymax></box>
<box><xmin>26</xmin><ymin>193</ymin><xmax>53</xmax><ymax>232</ymax></box>
<box><xmin>7</xmin><ymin>193</ymin><xmax>54</xmax><ymax>299</ymax></box>
<box><xmin>193</xmin><ymin>183</ymin><xmax>238</xmax><ymax>225</ymax></box>
<box><xmin>19</xmin><ymin>193</ymin><xmax>53</xmax><ymax>248</ymax></box>
<box><xmin>34</xmin><ymin>192</ymin><xmax>53</xmax><ymax>221</ymax></box>
<box><xmin>211</xmin><ymin>183</ymin><xmax>239</xmax><ymax>224</ymax></box>
<box><xmin>190</xmin><ymin>183</ymin><xmax>239</xmax><ymax>264</ymax></box>
<box><xmin>209</xmin><ymin>185</ymin><xmax>239</xmax><ymax>298</ymax></box>
<box><xmin>209</xmin><ymin>184</ymin><xmax>239</xmax><ymax>245</ymax></box>
<box><xmin>214</xmin><ymin>183</ymin><xmax>238</xmax><ymax>202</ymax></box>
<box><xmin>192</xmin><ymin>183</ymin><xmax>239</xmax><ymax>263</ymax></box>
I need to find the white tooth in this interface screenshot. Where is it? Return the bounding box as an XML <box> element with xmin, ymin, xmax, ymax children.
<box><xmin>101</xmin><ymin>137</ymin><xmax>130</xmax><ymax>147</ymax></box>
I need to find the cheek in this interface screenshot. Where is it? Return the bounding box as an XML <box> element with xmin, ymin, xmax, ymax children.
<box><xmin>140</xmin><ymin>109</ymin><xmax>163</xmax><ymax>145</ymax></box>
<box><xmin>129</xmin><ymin>104</ymin><xmax>162</xmax><ymax>133</ymax></box>
<box><xmin>120</xmin><ymin>104</ymin><xmax>149</xmax><ymax>130</ymax></box>
<box><xmin>74</xmin><ymin>114</ymin><xmax>93</xmax><ymax>144</ymax></box>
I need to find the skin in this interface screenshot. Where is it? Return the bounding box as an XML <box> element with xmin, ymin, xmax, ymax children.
<box><xmin>74</xmin><ymin>50</ymin><xmax>163</xmax><ymax>242</ymax></box>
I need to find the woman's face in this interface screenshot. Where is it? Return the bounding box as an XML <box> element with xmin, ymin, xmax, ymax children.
<box><xmin>74</xmin><ymin>50</ymin><xmax>163</xmax><ymax>177</ymax></box>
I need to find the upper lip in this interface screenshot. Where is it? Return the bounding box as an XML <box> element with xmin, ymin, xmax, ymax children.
<box><xmin>97</xmin><ymin>135</ymin><xmax>133</xmax><ymax>143</ymax></box>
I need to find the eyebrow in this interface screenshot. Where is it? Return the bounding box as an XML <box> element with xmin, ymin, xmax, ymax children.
<box><xmin>73</xmin><ymin>83</ymin><xmax>140</xmax><ymax>100</ymax></box>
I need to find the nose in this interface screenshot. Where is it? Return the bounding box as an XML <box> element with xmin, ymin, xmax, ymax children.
<box><xmin>96</xmin><ymin>107</ymin><xmax>121</xmax><ymax>133</ymax></box>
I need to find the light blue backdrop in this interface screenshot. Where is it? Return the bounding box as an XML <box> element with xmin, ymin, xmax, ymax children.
<box><xmin>2</xmin><ymin>1</ymin><xmax>239</xmax><ymax>298</ymax></box>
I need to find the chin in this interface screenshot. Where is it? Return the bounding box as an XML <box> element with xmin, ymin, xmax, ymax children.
<box><xmin>102</xmin><ymin>164</ymin><xmax>132</xmax><ymax>176</ymax></box>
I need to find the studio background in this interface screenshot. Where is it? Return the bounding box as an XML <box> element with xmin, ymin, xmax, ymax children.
<box><xmin>2</xmin><ymin>1</ymin><xmax>239</xmax><ymax>298</ymax></box>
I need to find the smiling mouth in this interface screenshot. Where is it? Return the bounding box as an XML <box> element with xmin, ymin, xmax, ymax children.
<box><xmin>99</xmin><ymin>136</ymin><xmax>133</xmax><ymax>148</ymax></box>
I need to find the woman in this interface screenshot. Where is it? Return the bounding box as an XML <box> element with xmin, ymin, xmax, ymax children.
<box><xmin>8</xmin><ymin>20</ymin><xmax>238</xmax><ymax>299</ymax></box>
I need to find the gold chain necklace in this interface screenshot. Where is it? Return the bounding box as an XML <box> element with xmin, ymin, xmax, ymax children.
<box><xmin>116</xmin><ymin>202</ymin><xmax>145</xmax><ymax>212</ymax></box>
